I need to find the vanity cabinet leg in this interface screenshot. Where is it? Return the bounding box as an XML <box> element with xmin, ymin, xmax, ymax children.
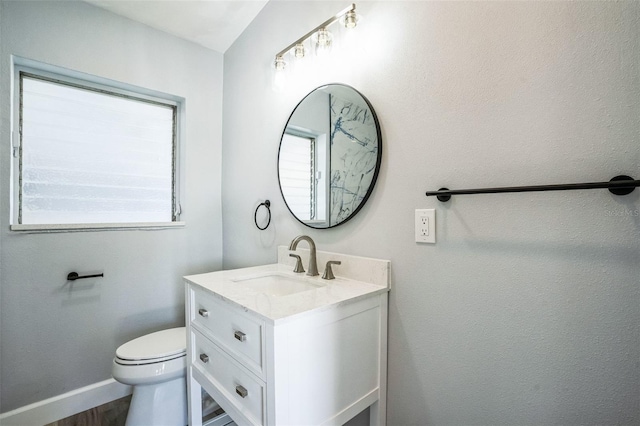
<box><xmin>187</xmin><ymin>375</ymin><xmax>203</xmax><ymax>426</ymax></box>
<box><xmin>371</xmin><ymin>292</ymin><xmax>388</xmax><ymax>426</ymax></box>
<box><xmin>369</xmin><ymin>400</ymin><xmax>385</xmax><ymax>426</ymax></box>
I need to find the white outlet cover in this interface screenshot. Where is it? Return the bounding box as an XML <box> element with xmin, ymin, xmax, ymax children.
<box><xmin>415</xmin><ymin>209</ymin><xmax>436</xmax><ymax>244</ymax></box>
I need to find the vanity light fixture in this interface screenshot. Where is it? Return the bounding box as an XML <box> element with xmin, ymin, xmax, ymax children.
<box><xmin>273</xmin><ymin>3</ymin><xmax>359</xmax><ymax>73</ymax></box>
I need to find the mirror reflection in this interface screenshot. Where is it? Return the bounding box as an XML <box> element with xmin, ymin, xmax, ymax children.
<box><xmin>278</xmin><ymin>84</ymin><xmax>381</xmax><ymax>228</ymax></box>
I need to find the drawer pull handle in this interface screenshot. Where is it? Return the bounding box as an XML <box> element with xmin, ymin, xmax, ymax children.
<box><xmin>236</xmin><ymin>385</ymin><xmax>248</xmax><ymax>398</ymax></box>
<box><xmin>234</xmin><ymin>330</ymin><xmax>246</xmax><ymax>342</ymax></box>
<box><xmin>198</xmin><ymin>308</ymin><xmax>209</xmax><ymax>318</ymax></box>
<box><xmin>199</xmin><ymin>353</ymin><xmax>209</xmax><ymax>363</ymax></box>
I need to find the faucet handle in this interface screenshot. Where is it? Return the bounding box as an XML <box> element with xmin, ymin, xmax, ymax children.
<box><xmin>322</xmin><ymin>261</ymin><xmax>341</xmax><ymax>280</ymax></box>
<box><xmin>289</xmin><ymin>254</ymin><xmax>305</xmax><ymax>273</ymax></box>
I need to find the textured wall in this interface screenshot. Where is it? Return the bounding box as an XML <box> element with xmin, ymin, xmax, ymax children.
<box><xmin>0</xmin><ymin>1</ymin><xmax>223</xmax><ymax>412</ymax></box>
<box><xmin>222</xmin><ymin>1</ymin><xmax>639</xmax><ymax>424</ymax></box>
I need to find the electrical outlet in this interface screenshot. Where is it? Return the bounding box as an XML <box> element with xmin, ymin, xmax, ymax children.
<box><xmin>415</xmin><ymin>209</ymin><xmax>435</xmax><ymax>243</ymax></box>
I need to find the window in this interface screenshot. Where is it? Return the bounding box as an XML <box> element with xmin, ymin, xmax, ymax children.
<box><xmin>11</xmin><ymin>62</ymin><xmax>182</xmax><ymax>230</ymax></box>
<box><xmin>280</xmin><ymin>132</ymin><xmax>315</xmax><ymax>220</ymax></box>
<box><xmin>279</xmin><ymin>130</ymin><xmax>328</xmax><ymax>224</ymax></box>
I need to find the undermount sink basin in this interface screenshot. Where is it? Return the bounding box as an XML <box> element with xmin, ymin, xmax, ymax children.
<box><xmin>232</xmin><ymin>273</ymin><xmax>322</xmax><ymax>297</ymax></box>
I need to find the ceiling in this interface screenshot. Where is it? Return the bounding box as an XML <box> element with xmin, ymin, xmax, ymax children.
<box><xmin>82</xmin><ymin>0</ymin><xmax>270</xmax><ymax>53</ymax></box>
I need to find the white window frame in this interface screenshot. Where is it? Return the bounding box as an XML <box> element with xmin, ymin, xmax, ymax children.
<box><xmin>10</xmin><ymin>57</ymin><xmax>185</xmax><ymax>232</ymax></box>
<box><xmin>281</xmin><ymin>126</ymin><xmax>329</xmax><ymax>227</ymax></box>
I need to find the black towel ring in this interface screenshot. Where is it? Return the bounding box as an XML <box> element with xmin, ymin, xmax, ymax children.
<box><xmin>254</xmin><ymin>200</ymin><xmax>271</xmax><ymax>230</ymax></box>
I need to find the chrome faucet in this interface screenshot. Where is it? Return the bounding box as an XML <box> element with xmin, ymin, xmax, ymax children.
<box><xmin>288</xmin><ymin>235</ymin><xmax>319</xmax><ymax>276</ymax></box>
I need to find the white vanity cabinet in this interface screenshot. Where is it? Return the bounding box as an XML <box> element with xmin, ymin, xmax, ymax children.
<box><xmin>184</xmin><ymin>248</ymin><xmax>390</xmax><ymax>426</ymax></box>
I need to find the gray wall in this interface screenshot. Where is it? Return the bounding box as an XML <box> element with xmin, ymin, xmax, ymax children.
<box><xmin>222</xmin><ymin>1</ymin><xmax>640</xmax><ymax>424</ymax></box>
<box><xmin>0</xmin><ymin>1</ymin><xmax>223</xmax><ymax>412</ymax></box>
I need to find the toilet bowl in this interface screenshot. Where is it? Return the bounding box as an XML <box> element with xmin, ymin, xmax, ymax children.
<box><xmin>112</xmin><ymin>327</ymin><xmax>187</xmax><ymax>426</ymax></box>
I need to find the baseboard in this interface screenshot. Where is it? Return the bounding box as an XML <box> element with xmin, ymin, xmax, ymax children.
<box><xmin>0</xmin><ymin>379</ymin><xmax>132</xmax><ymax>426</ymax></box>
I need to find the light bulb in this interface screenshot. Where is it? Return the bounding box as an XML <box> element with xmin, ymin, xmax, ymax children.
<box><xmin>294</xmin><ymin>43</ymin><xmax>305</xmax><ymax>59</ymax></box>
<box><xmin>271</xmin><ymin>56</ymin><xmax>287</xmax><ymax>91</ymax></box>
<box><xmin>273</xmin><ymin>56</ymin><xmax>286</xmax><ymax>71</ymax></box>
<box><xmin>312</xmin><ymin>28</ymin><xmax>333</xmax><ymax>56</ymax></box>
<box><xmin>344</xmin><ymin>10</ymin><xmax>358</xmax><ymax>29</ymax></box>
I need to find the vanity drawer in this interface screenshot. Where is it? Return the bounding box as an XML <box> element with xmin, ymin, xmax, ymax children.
<box><xmin>190</xmin><ymin>287</ymin><xmax>264</xmax><ymax>377</ymax></box>
<box><xmin>193</xmin><ymin>329</ymin><xmax>265</xmax><ymax>426</ymax></box>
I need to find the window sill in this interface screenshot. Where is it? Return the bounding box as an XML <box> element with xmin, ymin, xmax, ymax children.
<box><xmin>10</xmin><ymin>222</ymin><xmax>186</xmax><ymax>233</ymax></box>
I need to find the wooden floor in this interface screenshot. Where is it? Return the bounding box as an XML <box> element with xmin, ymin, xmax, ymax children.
<box><xmin>42</xmin><ymin>389</ymin><xmax>222</xmax><ymax>426</ymax></box>
<box><xmin>44</xmin><ymin>395</ymin><xmax>131</xmax><ymax>426</ymax></box>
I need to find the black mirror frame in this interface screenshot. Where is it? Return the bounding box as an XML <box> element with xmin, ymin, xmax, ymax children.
<box><xmin>277</xmin><ymin>83</ymin><xmax>382</xmax><ymax>229</ymax></box>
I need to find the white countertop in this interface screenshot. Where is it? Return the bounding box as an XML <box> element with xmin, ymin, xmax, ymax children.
<box><xmin>184</xmin><ymin>250</ymin><xmax>390</xmax><ymax>325</ymax></box>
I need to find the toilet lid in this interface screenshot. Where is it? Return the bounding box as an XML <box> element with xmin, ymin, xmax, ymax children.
<box><xmin>116</xmin><ymin>327</ymin><xmax>186</xmax><ymax>361</ymax></box>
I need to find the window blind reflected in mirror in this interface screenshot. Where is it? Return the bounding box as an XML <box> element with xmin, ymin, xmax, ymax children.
<box><xmin>279</xmin><ymin>133</ymin><xmax>315</xmax><ymax>221</ymax></box>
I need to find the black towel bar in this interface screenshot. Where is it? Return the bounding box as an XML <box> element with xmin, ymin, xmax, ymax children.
<box><xmin>426</xmin><ymin>175</ymin><xmax>639</xmax><ymax>202</ymax></box>
<box><xmin>67</xmin><ymin>272</ymin><xmax>104</xmax><ymax>281</ymax></box>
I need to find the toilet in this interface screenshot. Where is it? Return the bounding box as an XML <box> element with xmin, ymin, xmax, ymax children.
<box><xmin>112</xmin><ymin>327</ymin><xmax>187</xmax><ymax>426</ymax></box>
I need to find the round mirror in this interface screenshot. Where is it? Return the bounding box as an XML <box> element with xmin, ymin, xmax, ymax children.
<box><xmin>278</xmin><ymin>84</ymin><xmax>382</xmax><ymax>228</ymax></box>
